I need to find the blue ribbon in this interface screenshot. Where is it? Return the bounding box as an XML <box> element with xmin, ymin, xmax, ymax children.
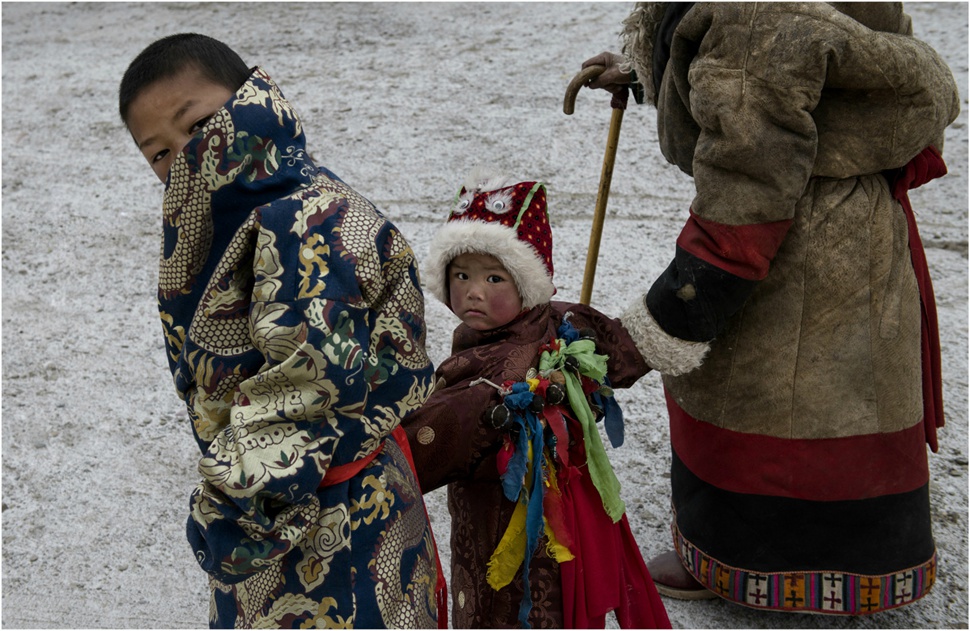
<box><xmin>498</xmin><ymin>382</ymin><xmax>548</xmax><ymax>628</ymax></box>
<box><xmin>593</xmin><ymin>378</ymin><xmax>624</xmax><ymax>448</ymax></box>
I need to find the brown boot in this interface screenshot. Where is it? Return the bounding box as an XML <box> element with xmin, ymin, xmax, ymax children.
<box><xmin>647</xmin><ymin>550</ymin><xmax>718</xmax><ymax>600</ymax></box>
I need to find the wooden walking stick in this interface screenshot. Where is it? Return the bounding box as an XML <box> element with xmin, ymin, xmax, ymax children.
<box><xmin>563</xmin><ymin>65</ymin><xmax>628</xmax><ymax>305</ymax></box>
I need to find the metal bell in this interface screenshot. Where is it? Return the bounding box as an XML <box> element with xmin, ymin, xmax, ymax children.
<box><xmin>485</xmin><ymin>404</ymin><xmax>511</xmax><ymax>430</ymax></box>
<box><xmin>545</xmin><ymin>383</ymin><xmax>565</xmax><ymax>406</ymax></box>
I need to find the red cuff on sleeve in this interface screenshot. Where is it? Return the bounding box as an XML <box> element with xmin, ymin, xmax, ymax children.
<box><xmin>676</xmin><ymin>210</ymin><xmax>792</xmax><ymax>281</ymax></box>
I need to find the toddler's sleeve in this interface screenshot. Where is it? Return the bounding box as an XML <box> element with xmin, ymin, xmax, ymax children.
<box><xmin>402</xmin><ymin>362</ymin><xmax>508</xmax><ymax>493</ymax></box>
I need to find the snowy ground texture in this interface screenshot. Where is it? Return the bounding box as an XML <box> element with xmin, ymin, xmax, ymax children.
<box><xmin>2</xmin><ymin>2</ymin><xmax>967</xmax><ymax>629</ymax></box>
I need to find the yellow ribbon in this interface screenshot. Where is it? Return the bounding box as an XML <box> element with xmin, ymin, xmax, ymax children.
<box><xmin>487</xmin><ymin>444</ymin><xmax>574</xmax><ymax>590</ymax></box>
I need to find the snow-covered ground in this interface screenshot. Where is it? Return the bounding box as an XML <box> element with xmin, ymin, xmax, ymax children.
<box><xmin>2</xmin><ymin>3</ymin><xmax>966</xmax><ymax>628</ymax></box>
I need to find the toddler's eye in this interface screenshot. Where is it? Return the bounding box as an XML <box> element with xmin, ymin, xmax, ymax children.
<box><xmin>487</xmin><ymin>274</ymin><xmax>505</xmax><ymax>283</ymax></box>
<box><xmin>453</xmin><ymin>271</ymin><xmax>468</xmax><ymax>281</ymax></box>
<box><xmin>151</xmin><ymin>149</ymin><xmax>170</xmax><ymax>164</ymax></box>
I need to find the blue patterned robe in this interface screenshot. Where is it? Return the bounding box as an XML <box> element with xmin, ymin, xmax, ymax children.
<box><xmin>156</xmin><ymin>67</ymin><xmax>440</xmax><ymax>628</ymax></box>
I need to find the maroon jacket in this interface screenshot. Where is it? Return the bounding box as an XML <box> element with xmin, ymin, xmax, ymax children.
<box><xmin>403</xmin><ymin>301</ymin><xmax>650</xmax><ymax>628</ymax></box>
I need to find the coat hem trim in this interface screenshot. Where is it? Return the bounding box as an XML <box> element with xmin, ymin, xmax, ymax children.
<box><xmin>671</xmin><ymin>523</ymin><xmax>937</xmax><ymax>615</ymax></box>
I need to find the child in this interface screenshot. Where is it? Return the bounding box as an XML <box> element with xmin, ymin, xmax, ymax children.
<box><xmin>119</xmin><ymin>33</ymin><xmax>445</xmax><ymax>628</ymax></box>
<box><xmin>402</xmin><ymin>169</ymin><xmax>671</xmax><ymax>629</ymax></box>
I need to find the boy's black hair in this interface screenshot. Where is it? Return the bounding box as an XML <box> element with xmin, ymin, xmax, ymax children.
<box><xmin>118</xmin><ymin>33</ymin><xmax>251</xmax><ymax>125</ymax></box>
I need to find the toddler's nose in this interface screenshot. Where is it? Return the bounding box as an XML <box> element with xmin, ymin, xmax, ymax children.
<box><xmin>466</xmin><ymin>283</ymin><xmax>485</xmax><ymax>300</ymax></box>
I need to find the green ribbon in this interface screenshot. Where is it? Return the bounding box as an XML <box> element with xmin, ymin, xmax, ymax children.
<box><xmin>539</xmin><ymin>338</ymin><xmax>625</xmax><ymax>522</ymax></box>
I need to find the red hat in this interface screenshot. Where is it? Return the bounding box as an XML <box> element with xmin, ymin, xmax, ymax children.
<box><xmin>426</xmin><ymin>170</ymin><xmax>555</xmax><ymax>309</ymax></box>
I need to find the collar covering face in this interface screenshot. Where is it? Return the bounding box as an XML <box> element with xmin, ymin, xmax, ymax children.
<box><xmin>157</xmin><ymin>67</ymin><xmax>316</xmax><ymax>394</ymax></box>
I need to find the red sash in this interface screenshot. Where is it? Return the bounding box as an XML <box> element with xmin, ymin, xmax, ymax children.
<box><xmin>320</xmin><ymin>443</ymin><xmax>383</xmax><ymax>486</ymax></box>
<box><xmin>888</xmin><ymin>146</ymin><xmax>947</xmax><ymax>453</ymax></box>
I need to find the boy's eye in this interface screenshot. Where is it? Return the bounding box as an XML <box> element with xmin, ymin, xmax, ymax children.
<box><xmin>487</xmin><ymin>274</ymin><xmax>505</xmax><ymax>283</ymax></box>
<box><xmin>454</xmin><ymin>271</ymin><xmax>468</xmax><ymax>281</ymax></box>
<box><xmin>190</xmin><ymin>115</ymin><xmax>213</xmax><ymax>133</ymax></box>
<box><xmin>151</xmin><ymin>149</ymin><xmax>170</xmax><ymax>164</ymax></box>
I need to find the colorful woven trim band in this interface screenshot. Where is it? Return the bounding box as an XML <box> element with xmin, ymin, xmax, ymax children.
<box><xmin>672</xmin><ymin>525</ymin><xmax>937</xmax><ymax>615</ymax></box>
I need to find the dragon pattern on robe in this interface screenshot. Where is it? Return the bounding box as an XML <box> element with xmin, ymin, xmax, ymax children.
<box><xmin>157</xmin><ymin>68</ymin><xmax>439</xmax><ymax>628</ymax></box>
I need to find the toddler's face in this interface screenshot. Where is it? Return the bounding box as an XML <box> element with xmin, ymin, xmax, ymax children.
<box><xmin>126</xmin><ymin>66</ymin><xmax>234</xmax><ymax>182</ymax></box>
<box><xmin>448</xmin><ymin>252</ymin><xmax>524</xmax><ymax>331</ymax></box>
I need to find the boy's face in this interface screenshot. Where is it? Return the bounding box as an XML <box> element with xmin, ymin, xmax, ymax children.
<box><xmin>448</xmin><ymin>252</ymin><xmax>524</xmax><ymax>331</ymax></box>
<box><xmin>126</xmin><ymin>65</ymin><xmax>234</xmax><ymax>183</ymax></box>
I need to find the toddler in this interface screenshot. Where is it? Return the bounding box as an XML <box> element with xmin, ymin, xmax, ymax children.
<box><xmin>403</xmin><ymin>170</ymin><xmax>671</xmax><ymax>629</ymax></box>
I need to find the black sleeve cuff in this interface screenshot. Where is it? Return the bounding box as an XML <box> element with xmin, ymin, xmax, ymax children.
<box><xmin>646</xmin><ymin>246</ymin><xmax>757</xmax><ymax>342</ymax></box>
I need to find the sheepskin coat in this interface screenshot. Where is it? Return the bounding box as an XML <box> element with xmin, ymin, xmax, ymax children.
<box><xmin>619</xmin><ymin>2</ymin><xmax>960</xmax><ymax>614</ymax></box>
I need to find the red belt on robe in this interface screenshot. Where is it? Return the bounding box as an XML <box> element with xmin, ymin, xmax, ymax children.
<box><xmin>888</xmin><ymin>145</ymin><xmax>948</xmax><ymax>452</ymax></box>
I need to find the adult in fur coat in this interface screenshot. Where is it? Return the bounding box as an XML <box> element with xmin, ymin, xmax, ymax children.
<box><xmin>581</xmin><ymin>2</ymin><xmax>960</xmax><ymax>614</ymax></box>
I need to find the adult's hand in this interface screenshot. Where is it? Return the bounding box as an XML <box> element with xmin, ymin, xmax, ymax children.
<box><xmin>581</xmin><ymin>51</ymin><xmax>630</xmax><ymax>94</ymax></box>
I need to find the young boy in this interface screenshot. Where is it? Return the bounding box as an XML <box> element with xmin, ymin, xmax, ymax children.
<box><xmin>120</xmin><ymin>33</ymin><xmax>445</xmax><ymax>628</ymax></box>
<box><xmin>402</xmin><ymin>170</ymin><xmax>671</xmax><ymax>629</ymax></box>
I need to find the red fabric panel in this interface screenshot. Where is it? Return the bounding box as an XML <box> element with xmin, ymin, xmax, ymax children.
<box><xmin>558</xmin><ymin>458</ymin><xmax>671</xmax><ymax>628</ymax></box>
<box><xmin>676</xmin><ymin>211</ymin><xmax>792</xmax><ymax>281</ymax></box>
<box><xmin>667</xmin><ymin>390</ymin><xmax>930</xmax><ymax>502</ymax></box>
<box><xmin>888</xmin><ymin>145</ymin><xmax>947</xmax><ymax>453</ymax></box>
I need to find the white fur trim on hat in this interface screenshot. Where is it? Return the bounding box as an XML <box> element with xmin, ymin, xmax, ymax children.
<box><xmin>462</xmin><ymin>166</ymin><xmax>518</xmax><ymax>195</ymax></box>
<box><xmin>426</xmin><ymin>219</ymin><xmax>555</xmax><ymax>310</ymax></box>
<box><xmin>620</xmin><ymin>294</ymin><xmax>709</xmax><ymax>375</ymax></box>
